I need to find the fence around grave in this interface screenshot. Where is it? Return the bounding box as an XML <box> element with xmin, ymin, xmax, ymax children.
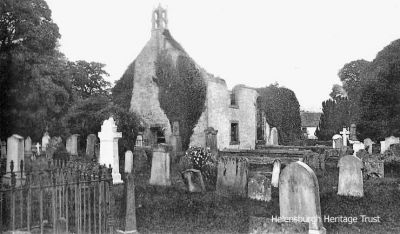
<box><xmin>0</xmin><ymin>159</ymin><xmax>114</xmax><ymax>234</ymax></box>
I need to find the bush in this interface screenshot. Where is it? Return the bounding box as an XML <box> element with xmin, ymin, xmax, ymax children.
<box><xmin>179</xmin><ymin>146</ymin><xmax>217</xmax><ymax>189</ymax></box>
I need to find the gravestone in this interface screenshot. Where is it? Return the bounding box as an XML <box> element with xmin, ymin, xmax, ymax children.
<box><xmin>381</xmin><ymin>136</ymin><xmax>400</xmax><ymax>154</ymax></box>
<box><xmin>116</xmin><ymin>173</ymin><xmax>137</xmax><ymax>234</ymax></box>
<box><xmin>66</xmin><ymin>134</ymin><xmax>79</xmax><ymax>156</ymax></box>
<box><xmin>41</xmin><ymin>131</ymin><xmax>50</xmax><ymax>152</ymax></box>
<box><xmin>35</xmin><ymin>143</ymin><xmax>41</xmax><ymax>155</ymax></box>
<box><xmin>352</xmin><ymin>142</ymin><xmax>365</xmax><ymax>156</ymax></box>
<box><xmin>133</xmin><ymin>149</ymin><xmax>148</xmax><ymax>172</ymax></box>
<box><xmin>46</xmin><ymin>136</ymin><xmax>63</xmax><ymax>158</ymax></box>
<box><xmin>86</xmin><ymin>134</ymin><xmax>97</xmax><ymax>158</ymax></box>
<box><xmin>332</xmin><ymin>134</ymin><xmax>343</xmax><ymax>149</ymax></box>
<box><xmin>149</xmin><ymin>144</ymin><xmax>172</xmax><ymax>186</ymax></box>
<box><xmin>340</xmin><ymin>128</ymin><xmax>350</xmax><ymax>146</ymax></box>
<box><xmin>205</xmin><ymin>127</ymin><xmax>218</xmax><ymax>154</ymax></box>
<box><xmin>182</xmin><ymin>169</ymin><xmax>206</xmax><ymax>193</ymax></box>
<box><xmin>265</xmin><ymin>121</ymin><xmax>271</xmax><ymax>144</ymax></box>
<box><xmin>125</xmin><ymin>150</ymin><xmax>134</xmax><ymax>173</ymax></box>
<box><xmin>98</xmin><ymin>117</ymin><xmax>123</xmax><ymax>184</ymax></box>
<box><xmin>216</xmin><ymin>156</ymin><xmax>248</xmax><ymax>197</ymax></box>
<box><xmin>337</xmin><ymin>155</ymin><xmax>363</xmax><ymax>197</ymax></box>
<box><xmin>271</xmin><ymin>160</ymin><xmax>281</xmax><ymax>187</ymax></box>
<box><xmin>170</xmin><ymin>121</ymin><xmax>182</xmax><ymax>156</ymax></box>
<box><xmin>135</xmin><ymin>134</ymin><xmax>143</xmax><ymax>147</ymax></box>
<box><xmin>1</xmin><ymin>140</ymin><xmax>6</xmax><ymax>158</ymax></box>
<box><xmin>248</xmin><ymin>173</ymin><xmax>271</xmax><ymax>201</ymax></box>
<box><xmin>270</xmin><ymin>127</ymin><xmax>279</xmax><ymax>145</ymax></box>
<box><xmin>6</xmin><ymin>134</ymin><xmax>25</xmax><ymax>174</ymax></box>
<box><xmin>349</xmin><ymin>123</ymin><xmax>358</xmax><ymax>141</ymax></box>
<box><xmin>24</xmin><ymin>136</ymin><xmax>32</xmax><ymax>157</ymax></box>
<box><xmin>363</xmin><ymin>138</ymin><xmax>374</xmax><ymax>154</ymax></box>
<box><xmin>279</xmin><ymin>161</ymin><xmax>325</xmax><ymax>234</ymax></box>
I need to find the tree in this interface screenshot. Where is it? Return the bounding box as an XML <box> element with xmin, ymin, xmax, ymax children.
<box><xmin>68</xmin><ymin>60</ymin><xmax>111</xmax><ymax>99</ymax></box>
<box><xmin>257</xmin><ymin>84</ymin><xmax>302</xmax><ymax>145</ymax></box>
<box><xmin>155</xmin><ymin>52</ymin><xmax>207</xmax><ymax>150</ymax></box>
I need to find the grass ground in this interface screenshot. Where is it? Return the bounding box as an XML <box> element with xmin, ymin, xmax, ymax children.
<box><xmin>133</xmin><ymin>161</ymin><xmax>400</xmax><ymax>234</ymax></box>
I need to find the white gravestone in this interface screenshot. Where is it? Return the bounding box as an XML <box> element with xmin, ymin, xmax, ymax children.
<box><xmin>337</xmin><ymin>155</ymin><xmax>363</xmax><ymax>197</ymax></box>
<box><xmin>339</xmin><ymin>128</ymin><xmax>350</xmax><ymax>147</ymax></box>
<box><xmin>332</xmin><ymin>134</ymin><xmax>342</xmax><ymax>149</ymax></box>
<box><xmin>98</xmin><ymin>117</ymin><xmax>123</xmax><ymax>184</ymax></box>
<box><xmin>270</xmin><ymin>127</ymin><xmax>279</xmax><ymax>145</ymax></box>
<box><xmin>149</xmin><ymin>144</ymin><xmax>172</xmax><ymax>186</ymax></box>
<box><xmin>41</xmin><ymin>131</ymin><xmax>50</xmax><ymax>152</ymax></box>
<box><xmin>24</xmin><ymin>137</ymin><xmax>32</xmax><ymax>156</ymax></box>
<box><xmin>363</xmin><ymin>138</ymin><xmax>374</xmax><ymax>154</ymax></box>
<box><xmin>124</xmin><ymin>150</ymin><xmax>133</xmax><ymax>173</ymax></box>
<box><xmin>352</xmin><ymin>142</ymin><xmax>365</xmax><ymax>156</ymax></box>
<box><xmin>7</xmin><ymin>134</ymin><xmax>25</xmax><ymax>174</ymax></box>
<box><xmin>380</xmin><ymin>136</ymin><xmax>400</xmax><ymax>154</ymax></box>
<box><xmin>66</xmin><ymin>134</ymin><xmax>79</xmax><ymax>156</ymax></box>
<box><xmin>271</xmin><ymin>160</ymin><xmax>281</xmax><ymax>188</ymax></box>
<box><xmin>279</xmin><ymin>161</ymin><xmax>326</xmax><ymax>234</ymax></box>
<box><xmin>35</xmin><ymin>143</ymin><xmax>41</xmax><ymax>155</ymax></box>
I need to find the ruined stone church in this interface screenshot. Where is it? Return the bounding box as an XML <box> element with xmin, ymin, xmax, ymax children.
<box><xmin>129</xmin><ymin>6</ymin><xmax>275</xmax><ymax>151</ymax></box>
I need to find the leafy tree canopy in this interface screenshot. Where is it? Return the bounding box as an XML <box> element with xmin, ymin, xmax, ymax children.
<box><xmin>256</xmin><ymin>83</ymin><xmax>302</xmax><ymax>145</ymax></box>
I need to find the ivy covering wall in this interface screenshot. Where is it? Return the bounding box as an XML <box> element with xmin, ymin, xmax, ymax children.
<box><xmin>155</xmin><ymin>52</ymin><xmax>207</xmax><ymax>151</ymax></box>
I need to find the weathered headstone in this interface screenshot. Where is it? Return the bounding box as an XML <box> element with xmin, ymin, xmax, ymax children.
<box><xmin>340</xmin><ymin>128</ymin><xmax>350</xmax><ymax>146</ymax></box>
<box><xmin>381</xmin><ymin>136</ymin><xmax>400</xmax><ymax>154</ymax></box>
<box><xmin>332</xmin><ymin>134</ymin><xmax>343</xmax><ymax>149</ymax></box>
<box><xmin>41</xmin><ymin>131</ymin><xmax>50</xmax><ymax>152</ymax></box>
<box><xmin>66</xmin><ymin>134</ymin><xmax>79</xmax><ymax>156</ymax></box>
<box><xmin>24</xmin><ymin>136</ymin><xmax>32</xmax><ymax>157</ymax></box>
<box><xmin>135</xmin><ymin>134</ymin><xmax>143</xmax><ymax>147</ymax></box>
<box><xmin>182</xmin><ymin>169</ymin><xmax>206</xmax><ymax>193</ymax></box>
<box><xmin>86</xmin><ymin>134</ymin><xmax>97</xmax><ymax>158</ymax></box>
<box><xmin>279</xmin><ymin>161</ymin><xmax>325</xmax><ymax>234</ymax></box>
<box><xmin>46</xmin><ymin>136</ymin><xmax>63</xmax><ymax>158</ymax></box>
<box><xmin>98</xmin><ymin>117</ymin><xmax>123</xmax><ymax>184</ymax></box>
<box><xmin>35</xmin><ymin>143</ymin><xmax>41</xmax><ymax>156</ymax></box>
<box><xmin>349</xmin><ymin>123</ymin><xmax>358</xmax><ymax>141</ymax></box>
<box><xmin>205</xmin><ymin>127</ymin><xmax>218</xmax><ymax>154</ymax></box>
<box><xmin>116</xmin><ymin>173</ymin><xmax>137</xmax><ymax>234</ymax></box>
<box><xmin>352</xmin><ymin>142</ymin><xmax>365</xmax><ymax>156</ymax></box>
<box><xmin>337</xmin><ymin>155</ymin><xmax>363</xmax><ymax>197</ymax></box>
<box><xmin>216</xmin><ymin>156</ymin><xmax>248</xmax><ymax>197</ymax></box>
<box><xmin>7</xmin><ymin>134</ymin><xmax>24</xmax><ymax>174</ymax></box>
<box><xmin>170</xmin><ymin>121</ymin><xmax>182</xmax><ymax>155</ymax></box>
<box><xmin>363</xmin><ymin>138</ymin><xmax>374</xmax><ymax>154</ymax></box>
<box><xmin>149</xmin><ymin>144</ymin><xmax>172</xmax><ymax>186</ymax></box>
<box><xmin>133</xmin><ymin>149</ymin><xmax>148</xmax><ymax>172</ymax></box>
<box><xmin>270</xmin><ymin>127</ymin><xmax>279</xmax><ymax>145</ymax></box>
<box><xmin>271</xmin><ymin>160</ymin><xmax>281</xmax><ymax>188</ymax></box>
<box><xmin>125</xmin><ymin>150</ymin><xmax>134</xmax><ymax>173</ymax></box>
<box><xmin>248</xmin><ymin>173</ymin><xmax>271</xmax><ymax>201</ymax></box>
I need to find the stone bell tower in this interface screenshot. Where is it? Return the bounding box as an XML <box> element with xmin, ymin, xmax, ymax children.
<box><xmin>152</xmin><ymin>4</ymin><xmax>168</xmax><ymax>36</ymax></box>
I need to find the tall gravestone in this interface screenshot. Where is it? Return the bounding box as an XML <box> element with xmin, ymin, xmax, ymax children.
<box><xmin>216</xmin><ymin>156</ymin><xmax>248</xmax><ymax>197</ymax></box>
<box><xmin>124</xmin><ymin>150</ymin><xmax>134</xmax><ymax>173</ymax></box>
<box><xmin>149</xmin><ymin>144</ymin><xmax>172</xmax><ymax>186</ymax></box>
<box><xmin>270</xmin><ymin>127</ymin><xmax>279</xmax><ymax>145</ymax></box>
<box><xmin>66</xmin><ymin>134</ymin><xmax>79</xmax><ymax>156</ymax></box>
<box><xmin>86</xmin><ymin>134</ymin><xmax>97</xmax><ymax>158</ymax></box>
<box><xmin>271</xmin><ymin>160</ymin><xmax>281</xmax><ymax>188</ymax></box>
<box><xmin>332</xmin><ymin>134</ymin><xmax>343</xmax><ymax>149</ymax></box>
<box><xmin>349</xmin><ymin>124</ymin><xmax>358</xmax><ymax>141</ymax></box>
<box><xmin>41</xmin><ymin>131</ymin><xmax>51</xmax><ymax>152</ymax></box>
<box><xmin>363</xmin><ymin>138</ymin><xmax>374</xmax><ymax>154</ymax></box>
<box><xmin>170</xmin><ymin>121</ymin><xmax>182</xmax><ymax>157</ymax></box>
<box><xmin>352</xmin><ymin>142</ymin><xmax>365</xmax><ymax>156</ymax></box>
<box><xmin>337</xmin><ymin>155</ymin><xmax>363</xmax><ymax>197</ymax></box>
<box><xmin>279</xmin><ymin>161</ymin><xmax>325</xmax><ymax>234</ymax></box>
<box><xmin>7</xmin><ymin>134</ymin><xmax>25</xmax><ymax>174</ymax></box>
<box><xmin>24</xmin><ymin>136</ymin><xmax>32</xmax><ymax>157</ymax></box>
<box><xmin>98</xmin><ymin>117</ymin><xmax>123</xmax><ymax>184</ymax></box>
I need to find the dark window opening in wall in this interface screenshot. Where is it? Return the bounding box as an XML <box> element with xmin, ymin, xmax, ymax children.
<box><xmin>230</xmin><ymin>92</ymin><xmax>237</xmax><ymax>107</ymax></box>
<box><xmin>230</xmin><ymin>122</ymin><xmax>239</xmax><ymax>144</ymax></box>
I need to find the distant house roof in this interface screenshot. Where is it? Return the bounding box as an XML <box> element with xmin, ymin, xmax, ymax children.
<box><xmin>301</xmin><ymin>112</ymin><xmax>322</xmax><ymax>127</ymax></box>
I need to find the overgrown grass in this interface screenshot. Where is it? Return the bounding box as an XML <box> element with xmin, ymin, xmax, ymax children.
<box><xmin>133</xmin><ymin>162</ymin><xmax>400</xmax><ymax>233</ymax></box>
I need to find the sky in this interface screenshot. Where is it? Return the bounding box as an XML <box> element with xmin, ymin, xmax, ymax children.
<box><xmin>45</xmin><ymin>0</ymin><xmax>400</xmax><ymax>112</ymax></box>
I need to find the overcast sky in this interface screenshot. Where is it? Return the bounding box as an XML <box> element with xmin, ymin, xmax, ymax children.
<box><xmin>46</xmin><ymin>0</ymin><xmax>400</xmax><ymax>112</ymax></box>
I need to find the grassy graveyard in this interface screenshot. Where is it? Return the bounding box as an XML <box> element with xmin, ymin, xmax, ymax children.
<box><xmin>133</xmin><ymin>161</ymin><xmax>400</xmax><ymax>233</ymax></box>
